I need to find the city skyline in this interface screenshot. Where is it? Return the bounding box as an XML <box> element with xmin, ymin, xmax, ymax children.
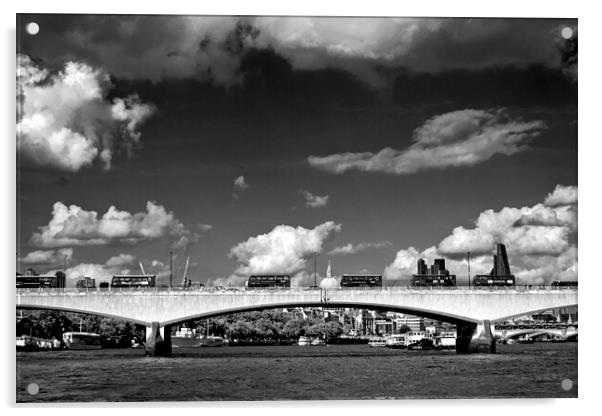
<box><xmin>17</xmin><ymin>15</ymin><xmax>577</xmax><ymax>287</ymax></box>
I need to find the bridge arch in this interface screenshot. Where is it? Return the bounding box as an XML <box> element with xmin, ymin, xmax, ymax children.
<box><xmin>492</xmin><ymin>303</ymin><xmax>578</xmax><ymax>323</ymax></box>
<box><xmin>162</xmin><ymin>300</ymin><xmax>477</xmax><ymax>328</ymax></box>
<box><xmin>17</xmin><ymin>304</ymin><xmax>148</xmax><ymax>326</ymax></box>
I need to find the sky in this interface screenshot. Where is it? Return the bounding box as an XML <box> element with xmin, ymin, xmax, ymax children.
<box><xmin>16</xmin><ymin>15</ymin><xmax>578</xmax><ymax>287</ymax></box>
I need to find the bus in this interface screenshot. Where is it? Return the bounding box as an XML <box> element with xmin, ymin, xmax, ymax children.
<box><xmin>111</xmin><ymin>274</ymin><xmax>156</xmax><ymax>288</ymax></box>
<box><xmin>340</xmin><ymin>274</ymin><xmax>382</xmax><ymax>288</ymax></box>
<box><xmin>246</xmin><ymin>275</ymin><xmax>291</xmax><ymax>289</ymax></box>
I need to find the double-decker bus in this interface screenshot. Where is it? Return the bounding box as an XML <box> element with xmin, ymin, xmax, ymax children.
<box><xmin>110</xmin><ymin>274</ymin><xmax>156</xmax><ymax>288</ymax></box>
<box><xmin>246</xmin><ymin>275</ymin><xmax>291</xmax><ymax>289</ymax></box>
<box><xmin>411</xmin><ymin>274</ymin><xmax>457</xmax><ymax>287</ymax></box>
<box><xmin>16</xmin><ymin>271</ymin><xmax>66</xmax><ymax>289</ymax></box>
<box><xmin>472</xmin><ymin>275</ymin><xmax>515</xmax><ymax>287</ymax></box>
<box><xmin>340</xmin><ymin>274</ymin><xmax>382</xmax><ymax>288</ymax></box>
<box><xmin>551</xmin><ymin>280</ymin><xmax>578</xmax><ymax>288</ymax></box>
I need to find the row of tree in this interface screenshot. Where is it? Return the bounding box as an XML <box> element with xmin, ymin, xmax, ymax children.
<box><xmin>16</xmin><ymin>310</ymin><xmax>144</xmax><ymax>346</ymax></box>
<box><xmin>188</xmin><ymin>310</ymin><xmax>348</xmax><ymax>340</ymax></box>
<box><xmin>16</xmin><ymin>308</ymin><xmax>351</xmax><ymax>344</ymax></box>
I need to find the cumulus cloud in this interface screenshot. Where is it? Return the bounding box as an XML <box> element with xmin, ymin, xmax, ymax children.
<box><xmin>384</xmin><ymin>185</ymin><xmax>577</xmax><ymax>285</ymax></box>
<box><xmin>329</xmin><ymin>241</ymin><xmax>391</xmax><ymax>255</ymax></box>
<box><xmin>308</xmin><ymin>109</ymin><xmax>546</xmax><ymax>175</ymax></box>
<box><xmin>30</xmin><ymin>201</ymin><xmax>203</xmax><ymax>249</ymax></box>
<box><xmin>300</xmin><ymin>190</ymin><xmax>329</xmax><ymax>208</ymax></box>
<box><xmin>19</xmin><ymin>248</ymin><xmax>73</xmax><ymax>267</ymax></box>
<box><xmin>105</xmin><ymin>254</ymin><xmax>137</xmax><ymax>268</ymax></box>
<box><xmin>17</xmin><ymin>54</ymin><xmax>155</xmax><ymax>171</ymax></box>
<box><xmin>25</xmin><ymin>16</ymin><xmax>575</xmax><ymax>86</ymax></box>
<box><xmin>64</xmin><ymin>263</ymin><xmax>117</xmax><ymax>285</ymax></box>
<box><xmin>544</xmin><ymin>184</ymin><xmax>578</xmax><ymax>207</ymax></box>
<box><xmin>224</xmin><ymin>221</ymin><xmax>341</xmax><ymax>286</ymax></box>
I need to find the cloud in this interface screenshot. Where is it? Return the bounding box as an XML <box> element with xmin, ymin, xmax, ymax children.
<box><xmin>64</xmin><ymin>263</ymin><xmax>116</xmax><ymax>285</ymax></box>
<box><xmin>23</xmin><ymin>16</ymin><xmax>576</xmax><ymax>86</ymax></box>
<box><xmin>234</xmin><ymin>175</ymin><xmax>249</xmax><ymax>189</ymax></box>
<box><xmin>105</xmin><ymin>254</ymin><xmax>137</xmax><ymax>268</ymax></box>
<box><xmin>384</xmin><ymin>185</ymin><xmax>577</xmax><ymax>285</ymax></box>
<box><xmin>300</xmin><ymin>190</ymin><xmax>329</xmax><ymax>208</ymax></box>
<box><xmin>225</xmin><ymin>221</ymin><xmax>341</xmax><ymax>286</ymax></box>
<box><xmin>544</xmin><ymin>184</ymin><xmax>578</xmax><ymax>207</ymax></box>
<box><xmin>19</xmin><ymin>248</ymin><xmax>73</xmax><ymax>267</ymax></box>
<box><xmin>30</xmin><ymin>201</ymin><xmax>202</xmax><ymax>249</ymax></box>
<box><xmin>16</xmin><ymin>54</ymin><xmax>155</xmax><ymax>172</ymax></box>
<box><xmin>329</xmin><ymin>241</ymin><xmax>391</xmax><ymax>255</ymax></box>
<box><xmin>308</xmin><ymin>109</ymin><xmax>546</xmax><ymax>175</ymax></box>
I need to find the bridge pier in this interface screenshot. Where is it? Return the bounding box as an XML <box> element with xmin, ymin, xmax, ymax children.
<box><xmin>145</xmin><ymin>322</ymin><xmax>172</xmax><ymax>357</ymax></box>
<box><xmin>456</xmin><ymin>320</ymin><xmax>496</xmax><ymax>354</ymax></box>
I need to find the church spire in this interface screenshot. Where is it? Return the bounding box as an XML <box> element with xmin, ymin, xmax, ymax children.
<box><xmin>326</xmin><ymin>260</ymin><xmax>332</xmax><ymax>278</ymax></box>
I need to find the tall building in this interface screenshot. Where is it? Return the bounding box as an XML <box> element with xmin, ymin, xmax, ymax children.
<box><xmin>474</xmin><ymin>243</ymin><xmax>515</xmax><ymax>286</ymax></box>
<box><xmin>412</xmin><ymin>258</ymin><xmax>456</xmax><ymax>286</ymax></box>
<box><xmin>417</xmin><ymin>258</ymin><xmax>428</xmax><ymax>275</ymax></box>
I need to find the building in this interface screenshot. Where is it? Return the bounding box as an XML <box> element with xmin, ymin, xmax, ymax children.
<box><xmin>16</xmin><ymin>269</ymin><xmax>66</xmax><ymax>289</ymax></box>
<box><xmin>320</xmin><ymin>260</ymin><xmax>341</xmax><ymax>289</ymax></box>
<box><xmin>411</xmin><ymin>258</ymin><xmax>456</xmax><ymax>286</ymax></box>
<box><xmin>394</xmin><ymin>315</ymin><xmax>425</xmax><ymax>332</ymax></box>
<box><xmin>76</xmin><ymin>276</ymin><xmax>96</xmax><ymax>289</ymax></box>
<box><xmin>473</xmin><ymin>243</ymin><xmax>516</xmax><ymax>286</ymax></box>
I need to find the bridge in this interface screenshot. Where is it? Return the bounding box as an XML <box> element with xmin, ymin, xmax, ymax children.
<box><xmin>16</xmin><ymin>287</ymin><xmax>577</xmax><ymax>356</ymax></box>
<box><xmin>492</xmin><ymin>326</ymin><xmax>578</xmax><ymax>342</ymax></box>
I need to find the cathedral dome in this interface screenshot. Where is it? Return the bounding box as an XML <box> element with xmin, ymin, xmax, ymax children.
<box><xmin>319</xmin><ymin>277</ymin><xmax>340</xmax><ymax>289</ymax></box>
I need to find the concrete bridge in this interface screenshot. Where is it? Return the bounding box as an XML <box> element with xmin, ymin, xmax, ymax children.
<box><xmin>492</xmin><ymin>327</ymin><xmax>578</xmax><ymax>342</ymax></box>
<box><xmin>16</xmin><ymin>287</ymin><xmax>577</xmax><ymax>356</ymax></box>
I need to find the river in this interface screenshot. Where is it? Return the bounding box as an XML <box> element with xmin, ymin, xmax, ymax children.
<box><xmin>16</xmin><ymin>342</ymin><xmax>577</xmax><ymax>402</ymax></box>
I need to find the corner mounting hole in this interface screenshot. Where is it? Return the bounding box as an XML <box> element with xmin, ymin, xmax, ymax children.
<box><xmin>26</xmin><ymin>22</ymin><xmax>39</xmax><ymax>36</ymax></box>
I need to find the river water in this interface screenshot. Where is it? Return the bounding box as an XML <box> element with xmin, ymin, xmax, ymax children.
<box><xmin>16</xmin><ymin>343</ymin><xmax>577</xmax><ymax>402</ymax></box>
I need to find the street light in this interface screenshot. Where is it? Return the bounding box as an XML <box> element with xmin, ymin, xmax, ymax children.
<box><xmin>314</xmin><ymin>251</ymin><xmax>317</xmax><ymax>287</ymax></box>
<box><xmin>467</xmin><ymin>252</ymin><xmax>471</xmax><ymax>289</ymax></box>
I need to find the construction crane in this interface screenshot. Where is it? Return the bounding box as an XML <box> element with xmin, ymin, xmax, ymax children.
<box><xmin>181</xmin><ymin>256</ymin><xmax>190</xmax><ymax>287</ymax></box>
<box><xmin>139</xmin><ymin>262</ymin><xmax>146</xmax><ymax>275</ymax></box>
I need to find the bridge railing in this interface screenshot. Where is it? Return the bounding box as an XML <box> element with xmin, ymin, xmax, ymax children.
<box><xmin>16</xmin><ymin>285</ymin><xmax>578</xmax><ymax>295</ymax></box>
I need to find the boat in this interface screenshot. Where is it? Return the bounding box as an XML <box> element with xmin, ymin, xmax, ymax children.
<box><xmin>62</xmin><ymin>332</ymin><xmax>102</xmax><ymax>350</ymax></box>
<box><xmin>434</xmin><ymin>332</ymin><xmax>457</xmax><ymax>350</ymax></box>
<box><xmin>311</xmin><ymin>338</ymin><xmax>326</xmax><ymax>346</ymax></box>
<box><xmin>405</xmin><ymin>331</ymin><xmax>434</xmax><ymax>350</ymax></box>
<box><xmin>386</xmin><ymin>334</ymin><xmax>407</xmax><ymax>349</ymax></box>
<box><xmin>368</xmin><ymin>336</ymin><xmax>387</xmax><ymax>347</ymax></box>
<box><xmin>198</xmin><ymin>336</ymin><xmax>225</xmax><ymax>347</ymax></box>
<box><xmin>298</xmin><ymin>336</ymin><xmax>311</xmax><ymax>346</ymax></box>
<box><xmin>172</xmin><ymin>325</ymin><xmax>202</xmax><ymax>348</ymax></box>
<box><xmin>407</xmin><ymin>338</ymin><xmax>434</xmax><ymax>350</ymax></box>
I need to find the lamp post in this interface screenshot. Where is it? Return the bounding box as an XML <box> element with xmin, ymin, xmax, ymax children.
<box><xmin>169</xmin><ymin>251</ymin><xmax>173</xmax><ymax>289</ymax></box>
<box><xmin>314</xmin><ymin>251</ymin><xmax>317</xmax><ymax>287</ymax></box>
<box><xmin>467</xmin><ymin>251</ymin><xmax>471</xmax><ymax>289</ymax></box>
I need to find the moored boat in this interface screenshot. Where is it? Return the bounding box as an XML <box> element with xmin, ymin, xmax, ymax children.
<box><xmin>385</xmin><ymin>334</ymin><xmax>407</xmax><ymax>349</ymax></box>
<box><xmin>298</xmin><ymin>336</ymin><xmax>311</xmax><ymax>346</ymax></box>
<box><xmin>198</xmin><ymin>336</ymin><xmax>225</xmax><ymax>347</ymax></box>
<box><xmin>311</xmin><ymin>338</ymin><xmax>326</xmax><ymax>346</ymax></box>
<box><xmin>434</xmin><ymin>332</ymin><xmax>457</xmax><ymax>350</ymax></box>
<box><xmin>62</xmin><ymin>332</ymin><xmax>102</xmax><ymax>350</ymax></box>
<box><xmin>368</xmin><ymin>336</ymin><xmax>387</xmax><ymax>348</ymax></box>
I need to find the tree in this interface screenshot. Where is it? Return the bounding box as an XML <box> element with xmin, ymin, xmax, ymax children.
<box><xmin>397</xmin><ymin>324</ymin><xmax>412</xmax><ymax>334</ymax></box>
<box><xmin>282</xmin><ymin>319</ymin><xmax>308</xmax><ymax>338</ymax></box>
<box><xmin>306</xmin><ymin>321</ymin><xmax>343</xmax><ymax>339</ymax></box>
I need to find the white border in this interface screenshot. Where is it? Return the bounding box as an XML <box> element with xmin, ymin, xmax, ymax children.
<box><xmin>2</xmin><ymin>1</ymin><xmax>598</xmax><ymax>415</ymax></box>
